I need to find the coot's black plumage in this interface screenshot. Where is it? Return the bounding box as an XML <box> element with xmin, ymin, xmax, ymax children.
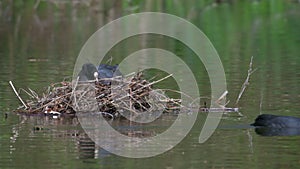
<box><xmin>252</xmin><ymin>114</ymin><xmax>300</xmax><ymax>128</ymax></box>
<box><xmin>97</xmin><ymin>64</ymin><xmax>121</xmax><ymax>79</ymax></box>
<box><xmin>78</xmin><ymin>63</ymin><xmax>121</xmax><ymax>82</ymax></box>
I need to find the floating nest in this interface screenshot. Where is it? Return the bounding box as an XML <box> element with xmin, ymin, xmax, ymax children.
<box><xmin>11</xmin><ymin>56</ymin><xmax>245</xmax><ymax>119</ymax></box>
<box><xmin>13</xmin><ymin>71</ymin><xmax>183</xmax><ymax>119</ymax></box>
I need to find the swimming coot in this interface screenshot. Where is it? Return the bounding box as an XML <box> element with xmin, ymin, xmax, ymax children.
<box><xmin>251</xmin><ymin>114</ymin><xmax>300</xmax><ymax>128</ymax></box>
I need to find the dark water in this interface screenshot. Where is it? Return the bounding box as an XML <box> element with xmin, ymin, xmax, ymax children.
<box><xmin>1</xmin><ymin>1</ymin><xmax>300</xmax><ymax>169</ymax></box>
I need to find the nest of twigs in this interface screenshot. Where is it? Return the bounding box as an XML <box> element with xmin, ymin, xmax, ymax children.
<box><xmin>14</xmin><ymin>72</ymin><xmax>182</xmax><ymax>119</ymax></box>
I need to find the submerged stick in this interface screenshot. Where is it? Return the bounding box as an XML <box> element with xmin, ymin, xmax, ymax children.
<box><xmin>9</xmin><ymin>81</ymin><xmax>28</xmax><ymax>109</ymax></box>
<box><xmin>235</xmin><ymin>56</ymin><xmax>257</xmax><ymax>105</ymax></box>
<box><xmin>199</xmin><ymin>107</ymin><xmax>239</xmax><ymax>112</ymax></box>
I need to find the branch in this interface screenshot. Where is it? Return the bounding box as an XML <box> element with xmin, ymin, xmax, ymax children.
<box><xmin>9</xmin><ymin>81</ymin><xmax>28</xmax><ymax>109</ymax></box>
<box><xmin>235</xmin><ymin>56</ymin><xmax>257</xmax><ymax>105</ymax></box>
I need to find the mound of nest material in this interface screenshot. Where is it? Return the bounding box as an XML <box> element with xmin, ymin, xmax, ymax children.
<box><xmin>14</xmin><ymin>63</ymin><xmax>182</xmax><ymax>119</ymax></box>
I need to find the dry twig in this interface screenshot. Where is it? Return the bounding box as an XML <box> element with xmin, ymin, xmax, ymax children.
<box><xmin>9</xmin><ymin>81</ymin><xmax>28</xmax><ymax>109</ymax></box>
<box><xmin>235</xmin><ymin>56</ymin><xmax>257</xmax><ymax>105</ymax></box>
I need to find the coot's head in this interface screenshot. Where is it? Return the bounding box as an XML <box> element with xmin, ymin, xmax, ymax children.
<box><xmin>78</xmin><ymin>63</ymin><xmax>98</xmax><ymax>81</ymax></box>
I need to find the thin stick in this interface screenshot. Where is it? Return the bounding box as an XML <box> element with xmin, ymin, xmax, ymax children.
<box><xmin>247</xmin><ymin>130</ymin><xmax>254</xmax><ymax>154</ymax></box>
<box><xmin>106</xmin><ymin>56</ymin><xmax>113</xmax><ymax>65</ymax></box>
<box><xmin>216</xmin><ymin>90</ymin><xmax>228</xmax><ymax>108</ymax></box>
<box><xmin>160</xmin><ymin>88</ymin><xmax>194</xmax><ymax>100</ymax></box>
<box><xmin>28</xmin><ymin>88</ymin><xmax>39</xmax><ymax>100</ymax></box>
<box><xmin>147</xmin><ymin>74</ymin><xmax>173</xmax><ymax>87</ymax></box>
<box><xmin>9</xmin><ymin>81</ymin><xmax>28</xmax><ymax>109</ymax></box>
<box><xmin>199</xmin><ymin>107</ymin><xmax>239</xmax><ymax>112</ymax></box>
<box><xmin>235</xmin><ymin>56</ymin><xmax>257</xmax><ymax>105</ymax></box>
<box><xmin>72</xmin><ymin>76</ymin><xmax>80</xmax><ymax>109</ymax></box>
<box><xmin>19</xmin><ymin>88</ymin><xmax>35</xmax><ymax>99</ymax></box>
<box><xmin>217</xmin><ymin>90</ymin><xmax>228</xmax><ymax>103</ymax></box>
<box><xmin>259</xmin><ymin>90</ymin><xmax>263</xmax><ymax>115</ymax></box>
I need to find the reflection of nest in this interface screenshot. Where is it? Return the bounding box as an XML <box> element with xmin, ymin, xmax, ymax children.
<box><xmin>15</xmin><ymin>72</ymin><xmax>182</xmax><ymax>119</ymax></box>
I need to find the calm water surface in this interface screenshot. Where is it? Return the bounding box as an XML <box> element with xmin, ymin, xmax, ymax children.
<box><xmin>1</xmin><ymin>1</ymin><xmax>300</xmax><ymax>169</ymax></box>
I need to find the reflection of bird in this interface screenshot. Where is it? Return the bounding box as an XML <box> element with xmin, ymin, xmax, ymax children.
<box><xmin>78</xmin><ymin>63</ymin><xmax>122</xmax><ymax>82</ymax></box>
<box><xmin>254</xmin><ymin>127</ymin><xmax>300</xmax><ymax>136</ymax></box>
<box><xmin>252</xmin><ymin>114</ymin><xmax>300</xmax><ymax>128</ymax></box>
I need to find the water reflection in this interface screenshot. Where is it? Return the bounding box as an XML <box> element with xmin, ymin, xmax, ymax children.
<box><xmin>77</xmin><ymin>133</ymin><xmax>114</xmax><ymax>159</ymax></box>
<box><xmin>14</xmin><ymin>115</ymin><xmax>103</xmax><ymax>160</ymax></box>
<box><xmin>254</xmin><ymin>127</ymin><xmax>300</xmax><ymax>136</ymax></box>
<box><xmin>13</xmin><ymin>114</ymin><xmax>174</xmax><ymax>160</ymax></box>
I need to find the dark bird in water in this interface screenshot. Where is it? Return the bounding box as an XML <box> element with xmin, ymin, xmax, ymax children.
<box><xmin>251</xmin><ymin>114</ymin><xmax>300</xmax><ymax>136</ymax></box>
<box><xmin>78</xmin><ymin>63</ymin><xmax>122</xmax><ymax>82</ymax></box>
<box><xmin>251</xmin><ymin>114</ymin><xmax>300</xmax><ymax>128</ymax></box>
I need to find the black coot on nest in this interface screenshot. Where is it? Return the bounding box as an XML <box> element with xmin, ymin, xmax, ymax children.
<box><xmin>78</xmin><ymin>63</ymin><xmax>98</xmax><ymax>81</ymax></box>
<box><xmin>97</xmin><ymin>64</ymin><xmax>122</xmax><ymax>79</ymax></box>
<box><xmin>78</xmin><ymin>63</ymin><xmax>122</xmax><ymax>82</ymax></box>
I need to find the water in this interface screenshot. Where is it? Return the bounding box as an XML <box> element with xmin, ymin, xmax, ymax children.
<box><xmin>1</xmin><ymin>1</ymin><xmax>300</xmax><ymax>169</ymax></box>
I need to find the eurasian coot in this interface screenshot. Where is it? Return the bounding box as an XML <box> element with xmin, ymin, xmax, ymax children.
<box><xmin>78</xmin><ymin>63</ymin><xmax>121</xmax><ymax>82</ymax></box>
<box><xmin>251</xmin><ymin>114</ymin><xmax>300</xmax><ymax>128</ymax></box>
<box><xmin>97</xmin><ymin>64</ymin><xmax>122</xmax><ymax>79</ymax></box>
<box><xmin>78</xmin><ymin>63</ymin><xmax>98</xmax><ymax>81</ymax></box>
